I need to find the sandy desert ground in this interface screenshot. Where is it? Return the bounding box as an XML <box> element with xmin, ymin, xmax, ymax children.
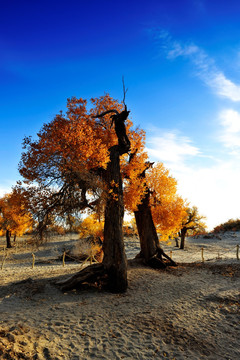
<box><xmin>0</xmin><ymin>232</ymin><xmax>239</xmax><ymax>359</ymax></box>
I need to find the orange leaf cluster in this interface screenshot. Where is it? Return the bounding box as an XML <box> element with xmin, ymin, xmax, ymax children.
<box><xmin>20</xmin><ymin>98</ymin><xmax>111</xmax><ymax>186</ymax></box>
<box><xmin>0</xmin><ymin>191</ymin><xmax>33</xmax><ymax>236</ymax></box>
<box><xmin>17</xmin><ymin>93</ymin><xmax>189</xmax><ymax>242</ymax></box>
<box><xmin>78</xmin><ymin>214</ymin><xmax>104</xmax><ymax>240</ymax></box>
<box><xmin>146</xmin><ymin>163</ymin><xmax>187</xmax><ymax>240</ymax></box>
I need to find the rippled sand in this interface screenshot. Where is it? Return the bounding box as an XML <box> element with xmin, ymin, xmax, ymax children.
<box><xmin>0</xmin><ymin>233</ymin><xmax>239</xmax><ymax>359</ymax></box>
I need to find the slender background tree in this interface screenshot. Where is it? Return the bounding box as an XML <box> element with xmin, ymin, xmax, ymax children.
<box><xmin>179</xmin><ymin>206</ymin><xmax>206</xmax><ymax>249</ymax></box>
<box><xmin>0</xmin><ymin>191</ymin><xmax>33</xmax><ymax>248</ymax></box>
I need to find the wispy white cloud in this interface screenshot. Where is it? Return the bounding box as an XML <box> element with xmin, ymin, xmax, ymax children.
<box><xmin>146</xmin><ymin>126</ymin><xmax>240</xmax><ymax>230</ymax></box>
<box><xmin>147</xmin><ymin>30</ymin><xmax>240</xmax><ymax>229</ymax></box>
<box><xmin>209</xmin><ymin>74</ymin><xmax>240</xmax><ymax>102</ymax></box>
<box><xmin>155</xmin><ymin>30</ymin><xmax>240</xmax><ymax>102</ymax></box>
<box><xmin>146</xmin><ymin>130</ymin><xmax>200</xmax><ymax>172</ymax></box>
<box><xmin>218</xmin><ymin>109</ymin><xmax>240</xmax><ymax>151</ymax></box>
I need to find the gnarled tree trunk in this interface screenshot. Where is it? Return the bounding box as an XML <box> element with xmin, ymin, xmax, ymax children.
<box><xmin>134</xmin><ymin>171</ymin><xmax>176</xmax><ymax>268</ymax></box>
<box><xmin>180</xmin><ymin>227</ymin><xmax>187</xmax><ymax>249</ymax></box>
<box><xmin>57</xmin><ymin>107</ymin><xmax>130</xmax><ymax>293</ymax></box>
<box><xmin>134</xmin><ymin>188</ymin><xmax>159</xmax><ymax>261</ymax></box>
<box><xmin>102</xmin><ymin>145</ymin><xmax>128</xmax><ymax>292</ymax></box>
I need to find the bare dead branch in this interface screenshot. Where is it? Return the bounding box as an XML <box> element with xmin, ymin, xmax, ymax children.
<box><xmin>93</xmin><ymin>109</ymin><xmax>119</xmax><ymax>118</ymax></box>
<box><xmin>122</xmin><ymin>76</ymin><xmax>128</xmax><ymax>106</ymax></box>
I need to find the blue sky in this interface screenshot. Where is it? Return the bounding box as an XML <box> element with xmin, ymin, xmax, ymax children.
<box><xmin>1</xmin><ymin>0</ymin><xmax>240</xmax><ymax>229</ymax></box>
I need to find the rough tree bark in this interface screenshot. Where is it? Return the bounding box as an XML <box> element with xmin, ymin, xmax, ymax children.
<box><xmin>102</xmin><ymin>145</ymin><xmax>128</xmax><ymax>292</ymax></box>
<box><xmin>134</xmin><ymin>168</ymin><xmax>177</xmax><ymax>268</ymax></box>
<box><xmin>179</xmin><ymin>227</ymin><xmax>187</xmax><ymax>249</ymax></box>
<box><xmin>6</xmin><ymin>229</ymin><xmax>12</xmax><ymax>248</ymax></box>
<box><xmin>175</xmin><ymin>237</ymin><xmax>179</xmax><ymax>248</ymax></box>
<box><xmin>57</xmin><ymin>107</ymin><xmax>130</xmax><ymax>292</ymax></box>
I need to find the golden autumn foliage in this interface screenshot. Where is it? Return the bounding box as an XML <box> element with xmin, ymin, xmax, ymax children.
<box><xmin>146</xmin><ymin>163</ymin><xmax>187</xmax><ymax>240</ymax></box>
<box><xmin>18</xmin><ymin>94</ymin><xmax>148</xmax><ymax>231</ymax></box>
<box><xmin>19</xmin><ymin>94</ymin><xmax>145</xmax><ymax>197</ymax></box>
<box><xmin>78</xmin><ymin>214</ymin><xmax>104</xmax><ymax>240</ymax></box>
<box><xmin>20</xmin><ymin>98</ymin><xmax>109</xmax><ymax>186</ymax></box>
<box><xmin>179</xmin><ymin>206</ymin><xmax>207</xmax><ymax>249</ymax></box>
<box><xmin>124</xmin><ymin>161</ymin><xmax>187</xmax><ymax>241</ymax></box>
<box><xmin>181</xmin><ymin>206</ymin><xmax>207</xmax><ymax>235</ymax></box>
<box><xmin>18</xmin><ymin>93</ymin><xmax>189</xmax><ymax>244</ymax></box>
<box><xmin>0</xmin><ymin>191</ymin><xmax>33</xmax><ymax>237</ymax></box>
<box><xmin>123</xmin><ymin>159</ymin><xmax>148</xmax><ymax>212</ymax></box>
<box><xmin>19</xmin><ymin>95</ymin><xmax>146</xmax><ymax>187</ymax></box>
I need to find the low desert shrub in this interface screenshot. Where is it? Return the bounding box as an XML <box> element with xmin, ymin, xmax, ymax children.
<box><xmin>72</xmin><ymin>236</ymin><xmax>103</xmax><ymax>262</ymax></box>
<box><xmin>213</xmin><ymin>218</ymin><xmax>240</xmax><ymax>233</ymax></box>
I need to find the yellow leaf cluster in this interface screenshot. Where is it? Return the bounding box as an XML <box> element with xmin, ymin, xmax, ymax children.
<box><xmin>146</xmin><ymin>163</ymin><xmax>187</xmax><ymax>240</ymax></box>
<box><xmin>0</xmin><ymin>192</ymin><xmax>33</xmax><ymax>236</ymax></box>
<box><xmin>78</xmin><ymin>214</ymin><xmax>104</xmax><ymax>240</ymax></box>
<box><xmin>19</xmin><ymin>94</ymin><xmax>145</xmax><ymax>197</ymax></box>
<box><xmin>17</xmin><ymin>93</ymin><xmax>189</xmax><ymax>244</ymax></box>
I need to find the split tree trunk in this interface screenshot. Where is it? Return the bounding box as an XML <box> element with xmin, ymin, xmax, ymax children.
<box><xmin>6</xmin><ymin>230</ymin><xmax>12</xmax><ymax>248</ymax></box>
<box><xmin>134</xmin><ymin>171</ymin><xmax>176</xmax><ymax>268</ymax></box>
<box><xmin>180</xmin><ymin>227</ymin><xmax>187</xmax><ymax>249</ymax></box>
<box><xmin>134</xmin><ymin>188</ymin><xmax>159</xmax><ymax>261</ymax></box>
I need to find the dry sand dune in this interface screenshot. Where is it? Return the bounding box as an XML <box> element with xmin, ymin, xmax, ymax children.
<box><xmin>0</xmin><ymin>233</ymin><xmax>239</xmax><ymax>359</ymax></box>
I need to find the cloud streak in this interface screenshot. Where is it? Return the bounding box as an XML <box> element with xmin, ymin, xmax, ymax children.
<box><xmin>155</xmin><ymin>30</ymin><xmax>240</xmax><ymax>102</ymax></box>
<box><xmin>146</xmin><ymin>30</ymin><xmax>240</xmax><ymax>229</ymax></box>
<box><xmin>219</xmin><ymin>109</ymin><xmax>240</xmax><ymax>152</ymax></box>
<box><xmin>146</xmin><ymin>130</ymin><xmax>200</xmax><ymax>173</ymax></box>
<box><xmin>146</xmin><ymin>127</ymin><xmax>240</xmax><ymax>230</ymax></box>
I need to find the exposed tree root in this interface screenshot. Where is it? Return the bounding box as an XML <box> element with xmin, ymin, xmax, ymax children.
<box><xmin>146</xmin><ymin>256</ymin><xmax>167</xmax><ymax>269</ymax></box>
<box><xmin>135</xmin><ymin>247</ymin><xmax>177</xmax><ymax>269</ymax></box>
<box><xmin>56</xmin><ymin>263</ymin><xmax>128</xmax><ymax>293</ymax></box>
<box><xmin>55</xmin><ymin>247</ymin><xmax>177</xmax><ymax>293</ymax></box>
<box><xmin>157</xmin><ymin>247</ymin><xmax>177</xmax><ymax>267</ymax></box>
<box><xmin>56</xmin><ymin>263</ymin><xmax>106</xmax><ymax>292</ymax></box>
<box><xmin>146</xmin><ymin>254</ymin><xmax>177</xmax><ymax>269</ymax></box>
